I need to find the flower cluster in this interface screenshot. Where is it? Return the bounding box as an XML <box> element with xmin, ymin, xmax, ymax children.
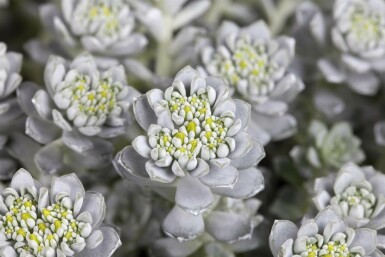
<box><xmin>270</xmin><ymin>207</ymin><xmax>382</xmax><ymax>257</ymax></box>
<box><xmin>0</xmin><ymin>168</ymin><xmax>120</xmax><ymax>257</ymax></box>
<box><xmin>18</xmin><ymin>54</ymin><xmax>139</xmax><ymax>174</ymax></box>
<box><xmin>291</xmin><ymin>120</ymin><xmax>365</xmax><ymax>173</ymax></box>
<box><xmin>147</xmin><ymin>83</ymin><xmax>241</xmax><ymax>170</ymax></box>
<box><xmin>201</xmin><ymin>21</ymin><xmax>301</xmax><ymax>105</ymax></box>
<box><xmin>115</xmin><ymin>66</ymin><xmax>265</xmax><ymax>240</ymax></box>
<box><xmin>200</xmin><ymin>21</ymin><xmax>304</xmax><ymax>144</ymax></box>
<box><xmin>28</xmin><ymin>0</ymin><xmax>147</xmax><ymax>66</ymax></box>
<box><xmin>295</xmin><ymin>0</ymin><xmax>385</xmax><ymax>95</ymax></box>
<box><xmin>313</xmin><ymin>163</ymin><xmax>385</xmax><ymax>229</ymax></box>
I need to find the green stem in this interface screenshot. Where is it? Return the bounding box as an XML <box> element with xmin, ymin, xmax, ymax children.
<box><xmin>271</xmin><ymin>0</ymin><xmax>302</xmax><ymax>35</ymax></box>
<box><xmin>204</xmin><ymin>0</ymin><xmax>230</xmax><ymax>28</ymax></box>
<box><xmin>155</xmin><ymin>37</ymin><xmax>172</xmax><ymax>77</ymax></box>
<box><xmin>155</xmin><ymin>6</ymin><xmax>172</xmax><ymax>77</ymax></box>
<box><xmin>259</xmin><ymin>0</ymin><xmax>275</xmax><ymax>21</ymax></box>
<box><xmin>260</xmin><ymin>0</ymin><xmax>303</xmax><ymax>35</ymax></box>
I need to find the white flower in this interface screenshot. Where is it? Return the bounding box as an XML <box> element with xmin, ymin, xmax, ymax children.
<box><xmin>199</xmin><ymin>20</ymin><xmax>304</xmax><ymax>144</ymax></box>
<box><xmin>270</xmin><ymin>207</ymin><xmax>381</xmax><ymax>257</ymax></box>
<box><xmin>16</xmin><ymin>54</ymin><xmax>139</xmax><ymax>174</ymax></box>
<box><xmin>53</xmin><ymin>68</ymin><xmax>127</xmax><ymax>129</ymax></box>
<box><xmin>115</xmin><ymin>66</ymin><xmax>265</xmax><ymax>241</ymax></box>
<box><xmin>29</xmin><ymin>0</ymin><xmax>147</xmax><ymax>66</ymax></box>
<box><xmin>295</xmin><ymin>0</ymin><xmax>385</xmax><ymax>95</ymax></box>
<box><xmin>290</xmin><ymin>120</ymin><xmax>365</xmax><ymax>173</ymax></box>
<box><xmin>201</xmin><ymin>20</ymin><xmax>303</xmax><ymax>105</ymax></box>
<box><xmin>314</xmin><ymin>163</ymin><xmax>385</xmax><ymax>229</ymax></box>
<box><xmin>0</xmin><ymin>169</ymin><xmax>121</xmax><ymax>257</ymax></box>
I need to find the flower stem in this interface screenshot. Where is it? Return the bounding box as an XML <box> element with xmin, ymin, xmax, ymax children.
<box><xmin>204</xmin><ymin>0</ymin><xmax>230</xmax><ymax>28</ymax></box>
<box><xmin>260</xmin><ymin>0</ymin><xmax>303</xmax><ymax>35</ymax></box>
<box><xmin>155</xmin><ymin>14</ymin><xmax>172</xmax><ymax>77</ymax></box>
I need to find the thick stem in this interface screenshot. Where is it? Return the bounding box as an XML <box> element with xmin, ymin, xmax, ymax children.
<box><xmin>155</xmin><ymin>39</ymin><xmax>172</xmax><ymax>77</ymax></box>
<box><xmin>260</xmin><ymin>0</ymin><xmax>275</xmax><ymax>21</ymax></box>
<box><xmin>270</xmin><ymin>0</ymin><xmax>302</xmax><ymax>35</ymax></box>
<box><xmin>155</xmin><ymin>8</ymin><xmax>173</xmax><ymax>77</ymax></box>
<box><xmin>204</xmin><ymin>0</ymin><xmax>230</xmax><ymax>28</ymax></box>
<box><xmin>260</xmin><ymin>0</ymin><xmax>302</xmax><ymax>35</ymax></box>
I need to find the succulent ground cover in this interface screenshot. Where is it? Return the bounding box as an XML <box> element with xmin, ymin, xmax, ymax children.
<box><xmin>2</xmin><ymin>0</ymin><xmax>385</xmax><ymax>256</ymax></box>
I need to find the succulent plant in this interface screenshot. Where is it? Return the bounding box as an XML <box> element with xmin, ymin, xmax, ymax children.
<box><xmin>269</xmin><ymin>207</ymin><xmax>382</xmax><ymax>257</ymax></box>
<box><xmin>114</xmin><ymin>66</ymin><xmax>265</xmax><ymax>240</ymax></box>
<box><xmin>295</xmin><ymin>0</ymin><xmax>385</xmax><ymax>95</ymax></box>
<box><xmin>291</xmin><ymin>120</ymin><xmax>365</xmax><ymax>173</ymax></box>
<box><xmin>0</xmin><ymin>42</ymin><xmax>23</xmax><ymax>178</ymax></box>
<box><xmin>114</xmin><ymin>0</ymin><xmax>212</xmax><ymax>82</ymax></box>
<box><xmin>0</xmin><ymin>168</ymin><xmax>121</xmax><ymax>257</ymax></box>
<box><xmin>28</xmin><ymin>0</ymin><xmax>147</xmax><ymax>66</ymax></box>
<box><xmin>199</xmin><ymin>20</ymin><xmax>304</xmax><ymax>144</ymax></box>
<box><xmin>17</xmin><ymin>54</ymin><xmax>139</xmax><ymax>174</ymax></box>
<box><xmin>99</xmin><ymin>180</ymin><xmax>161</xmax><ymax>255</ymax></box>
<box><xmin>151</xmin><ymin>197</ymin><xmax>264</xmax><ymax>257</ymax></box>
<box><xmin>0</xmin><ymin>42</ymin><xmax>23</xmax><ymax>135</ymax></box>
<box><xmin>128</xmin><ymin>0</ymin><xmax>210</xmax><ymax>43</ymax></box>
<box><xmin>313</xmin><ymin>162</ymin><xmax>385</xmax><ymax>230</ymax></box>
<box><xmin>6</xmin><ymin>0</ymin><xmax>385</xmax><ymax>256</ymax></box>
